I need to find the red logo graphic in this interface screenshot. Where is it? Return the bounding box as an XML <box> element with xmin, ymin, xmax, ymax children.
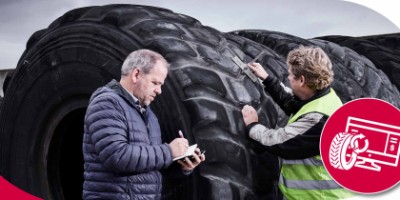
<box><xmin>0</xmin><ymin>176</ymin><xmax>42</xmax><ymax>199</ymax></box>
<box><xmin>321</xmin><ymin>98</ymin><xmax>400</xmax><ymax>194</ymax></box>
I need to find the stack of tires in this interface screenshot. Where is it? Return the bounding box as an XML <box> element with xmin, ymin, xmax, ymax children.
<box><xmin>0</xmin><ymin>4</ymin><xmax>399</xmax><ymax>200</ymax></box>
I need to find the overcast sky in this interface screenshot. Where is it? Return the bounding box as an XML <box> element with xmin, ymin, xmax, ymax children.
<box><xmin>0</xmin><ymin>0</ymin><xmax>399</xmax><ymax>70</ymax></box>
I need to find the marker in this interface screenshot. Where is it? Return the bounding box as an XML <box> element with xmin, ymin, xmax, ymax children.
<box><xmin>178</xmin><ymin>130</ymin><xmax>184</xmax><ymax>138</ymax></box>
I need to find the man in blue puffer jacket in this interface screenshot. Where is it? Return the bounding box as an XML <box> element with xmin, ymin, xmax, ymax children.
<box><xmin>83</xmin><ymin>49</ymin><xmax>205</xmax><ymax>200</ymax></box>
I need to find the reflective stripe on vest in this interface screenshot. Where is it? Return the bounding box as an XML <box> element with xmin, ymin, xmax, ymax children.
<box><xmin>279</xmin><ymin>89</ymin><xmax>354</xmax><ymax>199</ymax></box>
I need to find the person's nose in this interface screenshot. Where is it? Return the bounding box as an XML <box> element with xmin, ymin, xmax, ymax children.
<box><xmin>155</xmin><ymin>85</ymin><xmax>162</xmax><ymax>95</ymax></box>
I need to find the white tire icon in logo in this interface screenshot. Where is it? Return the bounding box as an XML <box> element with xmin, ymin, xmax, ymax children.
<box><xmin>329</xmin><ymin>132</ymin><xmax>369</xmax><ymax>170</ymax></box>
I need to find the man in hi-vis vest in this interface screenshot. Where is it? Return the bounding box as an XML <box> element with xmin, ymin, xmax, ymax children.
<box><xmin>242</xmin><ymin>46</ymin><xmax>354</xmax><ymax>200</ymax></box>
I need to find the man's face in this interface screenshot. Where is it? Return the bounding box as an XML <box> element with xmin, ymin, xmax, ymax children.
<box><xmin>135</xmin><ymin>61</ymin><xmax>168</xmax><ymax>106</ymax></box>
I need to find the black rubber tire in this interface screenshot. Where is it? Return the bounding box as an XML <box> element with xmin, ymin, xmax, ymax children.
<box><xmin>230</xmin><ymin>30</ymin><xmax>400</xmax><ymax>105</ymax></box>
<box><xmin>360</xmin><ymin>33</ymin><xmax>400</xmax><ymax>55</ymax></box>
<box><xmin>223</xmin><ymin>33</ymin><xmax>294</xmax><ymax>128</ymax></box>
<box><xmin>230</xmin><ymin>30</ymin><xmax>359</xmax><ymax>102</ymax></box>
<box><xmin>0</xmin><ymin>70</ymin><xmax>13</xmax><ymax>112</ymax></box>
<box><xmin>2</xmin><ymin>70</ymin><xmax>14</xmax><ymax>95</ymax></box>
<box><xmin>315</xmin><ymin>35</ymin><xmax>400</xmax><ymax>91</ymax></box>
<box><xmin>310</xmin><ymin>39</ymin><xmax>400</xmax><ymax>108</ymax></box>
<box><xmin>0</xmin><ymin>5</ymin><xmax>284</xmax><ymax>200</ymax></box>
<box><xmin>230</xmin><ymin>29</ymin><xmax>311</xmax><ymax>57</ymax></box>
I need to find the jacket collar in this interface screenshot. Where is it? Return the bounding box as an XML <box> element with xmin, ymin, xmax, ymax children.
<box><xmin>106</xmin><ymin>79</ymin><xmax>137</xmax><ymax>108</ymax></box>
<box><xmin>297</xmin><ymin>86</ymin><xmax>331</xmax><ymax>108</ymax></box>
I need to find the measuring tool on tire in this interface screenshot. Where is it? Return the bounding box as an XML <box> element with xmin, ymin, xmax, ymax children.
<box><xmin>232</xmin><ymin>50</ymin><xmax>265</xmax><ymax>84</ymax></box>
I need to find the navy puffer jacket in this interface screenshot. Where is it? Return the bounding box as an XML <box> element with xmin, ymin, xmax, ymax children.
<box><xmin>83</xmin><ymin>80</ymin><xmax>173</xmax><ymax>200</ymax></box>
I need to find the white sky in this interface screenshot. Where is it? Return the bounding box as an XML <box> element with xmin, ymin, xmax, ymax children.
<box><xmin>0</xmin><ymin>0</ymin><xmax>399</xmax><ymax>198</ymax></box>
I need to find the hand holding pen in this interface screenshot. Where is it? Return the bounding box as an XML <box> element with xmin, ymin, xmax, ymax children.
<box><xmin>175</xmin><ymin>130</ymin><xmax>206</xmax><ymax>172</ymax></box>
<box><xmin>178</xmin><ymin>130</ymin><xmax>206</xmax><ymax>160</ymax></box>
<box><xmin>168</xmin><ymin>130</ymin><xmax>188</xmax><ymax>158</ymax></box>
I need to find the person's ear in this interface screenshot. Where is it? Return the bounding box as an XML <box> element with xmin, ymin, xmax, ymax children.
<box><xmin>300</xmin><ymin>75</ymin><xmax>305</xmax><ymax>86</ymax></box>
<box><xmin>131</xmin><ymin>68</ymin><xmax>140</xmax><ymax>83</ymax></box>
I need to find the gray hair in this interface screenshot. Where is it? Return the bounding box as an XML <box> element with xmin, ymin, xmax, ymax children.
<box><xmin>121</xmin><ymin>49</ymin><xmax>169</xmax><ymax>76</ymax></box>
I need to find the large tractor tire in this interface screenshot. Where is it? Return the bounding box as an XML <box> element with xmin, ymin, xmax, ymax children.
<box><xmin>0</xmin><ymin>5</ymin><xmax>284</xmax><ymax>200</ymax></box>
<box><xmin>230</xmin><ymin>30</ymin><xmax>400</xmax><ymax>106</ymax></box>
<box><xmin>310</xmin><ymin>39</ymin><xmax>400</xmax><ymax>108</ymax></box>
<box><xmin>361</xmin><ymin>33</ymin><xmax>400</xmax><ymax>54</ymax></box>
<box><xmin>316</xmin><ymin>35</ymin><xmax>400</xmax><ymax>91</ymax></box>
<box><xmin>0</xmin><ymin>70</ymin><xmax>13</xmax><ymax>111</ymax></box>
<box><xmin>230</xmin><ymin>30</ymin><xmax>358</xmax><ymax>102</ymax></box>
<box><xmin>230</xmin><ymin>30</ymin><xmax>314</xmax><ymax>57</ymax></box>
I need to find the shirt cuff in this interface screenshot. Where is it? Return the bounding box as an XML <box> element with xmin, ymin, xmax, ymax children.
<box><xmin>245</xmin><ymin>122</ymin><xmax>259</xmax><ymax>137</ymax></box>
<box><xmin>262</xmin><ymin>75</ymin><xmax>276</xmax><ymax>86</ymax></box>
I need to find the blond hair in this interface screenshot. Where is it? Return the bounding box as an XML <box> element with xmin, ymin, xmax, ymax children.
<box><xmin>287</xmin><ymin>45</ymin><xmax>333</xmax><ymax>90</ymax></box>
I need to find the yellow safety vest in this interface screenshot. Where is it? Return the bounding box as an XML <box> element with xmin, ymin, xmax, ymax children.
<box><xmin>279</xmin><ymin>89</ymin><xmax>354</xmax><ymax>200</ymax></box>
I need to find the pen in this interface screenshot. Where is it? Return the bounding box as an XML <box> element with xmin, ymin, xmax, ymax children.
<box><xmin>178</xmin><ymin>130</ymin><xmax>184</xmax><ymax>138</ymax></box>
